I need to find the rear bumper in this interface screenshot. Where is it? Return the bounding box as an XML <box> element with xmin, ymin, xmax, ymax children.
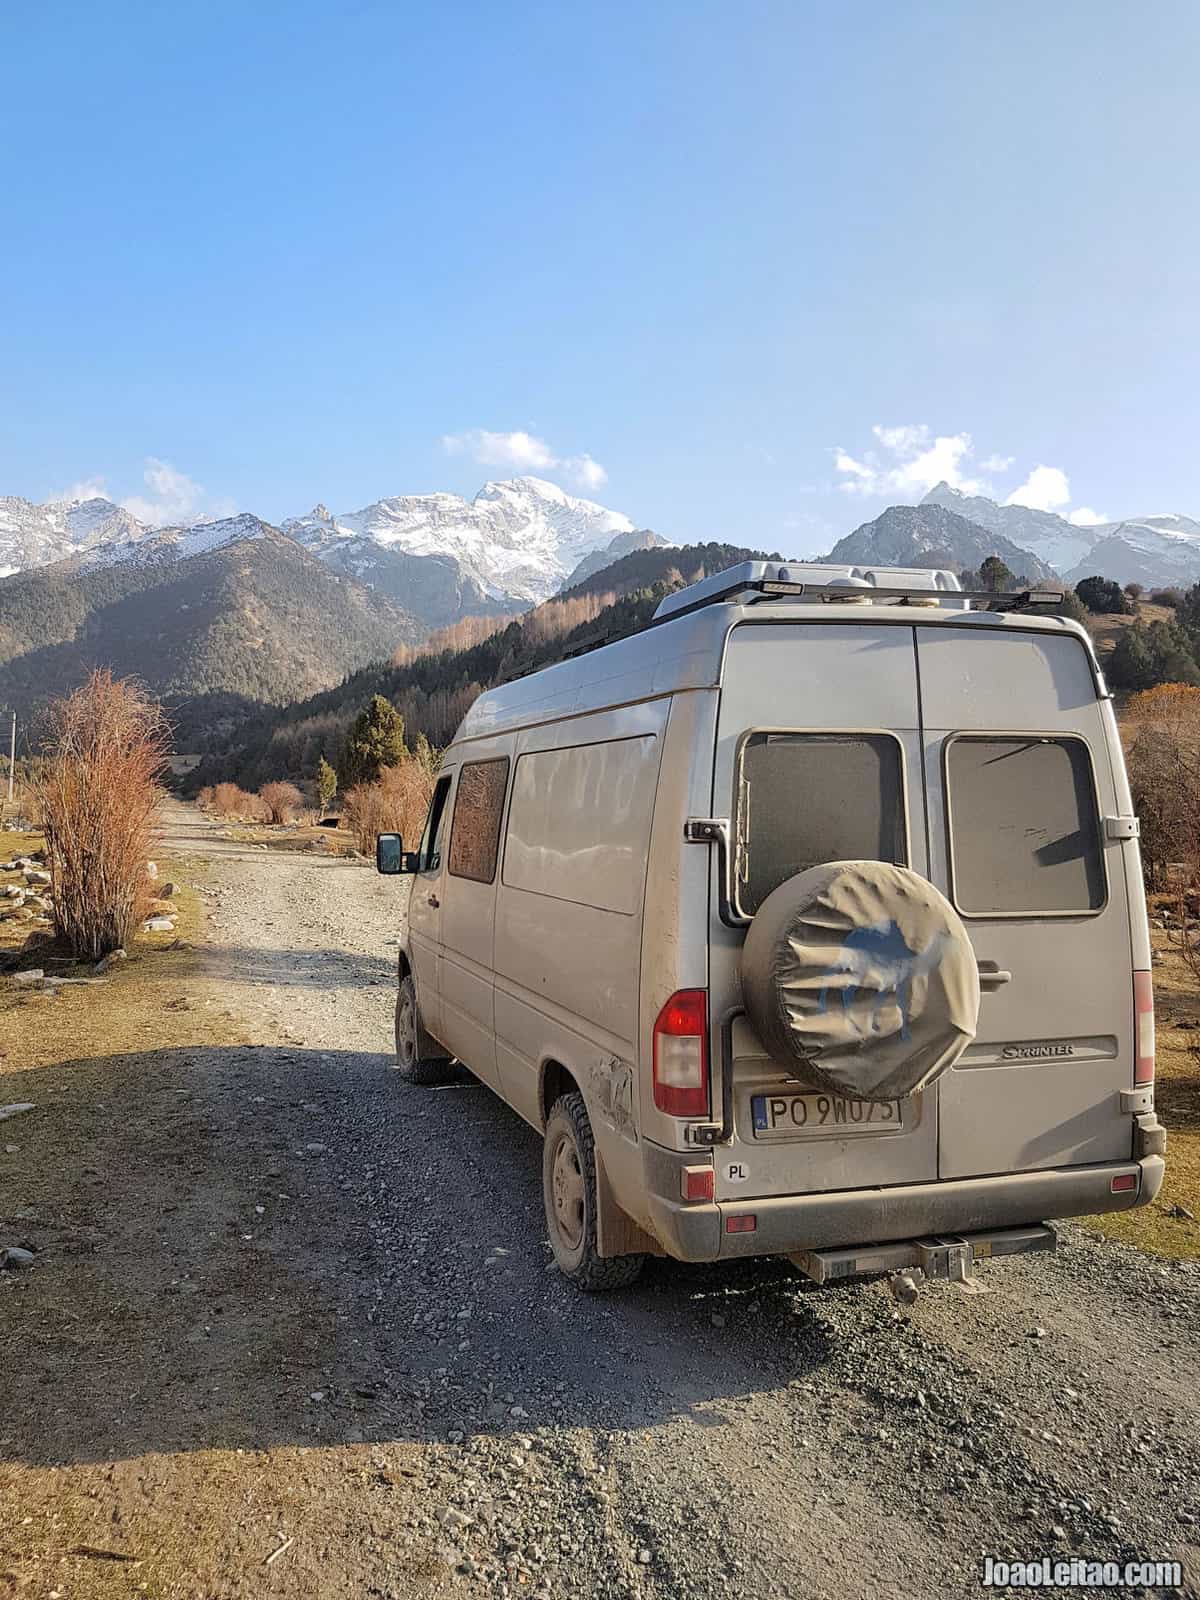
<box><xmin>643</xmin><ymin>1145</ymin><xmax>1166</xmax><ymax>1263</ymax></box>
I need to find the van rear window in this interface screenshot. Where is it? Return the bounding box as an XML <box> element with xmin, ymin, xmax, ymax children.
<box><xmin>945</xmin><ymin>736</ymin><xmax>1104</xmax><ymax>915</ymax></box>
<box><xmin>735</xmin><ymin>733</ymin><xmax>906</xmax><ymax>915</ymax></box>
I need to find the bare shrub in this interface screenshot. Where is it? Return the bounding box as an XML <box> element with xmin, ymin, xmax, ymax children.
<box><xmin>1125</xmin><ymin>685</ymin><xmax>1200</xmax><ymax>890</ymax></box>
<box><xmin>342</xmin><ymin>756</ymin><xmax>436</xmax><ymax>855</ymax></box>
<box><xmin>196</xmin><ymin>785</ymin><xmax>215</xmax><ymax>811</ymax></box>
<box><xmin>258</xmin><ymin>780</ymin><xmax>303</xmax><ymax>824</ymax></box>
<box><xmin>34</xmin><ymin>670</ymin><xmax>169</xmax><ymax>959</ymax></box>
<box><xmin>210</xmin><ymin>782</ymin><xmax>265</xmax><ymax>818</ymax></box>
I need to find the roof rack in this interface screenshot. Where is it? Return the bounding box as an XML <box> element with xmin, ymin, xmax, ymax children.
<box><xmin>650</xmin><ymin>560</ymin><xmax>1064</xmax><ymax>623</ymax></box>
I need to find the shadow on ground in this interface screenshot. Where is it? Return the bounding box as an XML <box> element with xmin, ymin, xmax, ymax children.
<box><xmin>192</xmin><ymin>946</ymin><xmax>398</xmax><ymax>989</ymax></box>
<box><xmin>0</xmin><ymin>1046</ymin><xmax>837</xmax><ymax>1469</ymax></box>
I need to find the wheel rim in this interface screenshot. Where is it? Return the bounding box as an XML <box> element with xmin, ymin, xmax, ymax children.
<box><xmin>396</xmin><ymin>994</ymin><xmax>417</xmax><ymax>1067</ymax></box>
<box><xmin>550</xmin><ymin>1132</ymin><xmax>586</xmax><ymax>1251</ymax></box>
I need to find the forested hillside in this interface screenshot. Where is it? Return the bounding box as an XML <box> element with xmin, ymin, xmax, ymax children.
<box><xmin>183</xmin><ymin>542</ymin><xmax>767</xmax><ymax>789</ymax></box>
<box><xmin>0</xmin><ymin>527</ymin><xmax>422</xmax><ymax>747</ymax></box>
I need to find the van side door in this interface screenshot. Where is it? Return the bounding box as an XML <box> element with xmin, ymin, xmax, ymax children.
<box><xmin>407</xmin><ymin>768</ymin><xmax>455</xmax><ymax>1045</ymax></box>
<box><xmin>438</xmin><ymin>753</ymin><xmax>510</xmax><ymax>1092</ymax></box>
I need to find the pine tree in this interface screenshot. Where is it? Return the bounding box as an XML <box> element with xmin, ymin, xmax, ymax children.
<box><xmin>338</xmin><ymin>695</ymin><xmax>406</xmax><ymax>789</ymax></box>
<box><xmin>413</xmin><ymin>732</ymin><xmax>440</xmax><ymax>775</ymax></box>
<box><xmin>316</xmin><ymin>755</ymin><xmax>338</xmax><ymax>814</ymax></box>
<box><xmin>980</xmin><ymin>555</ymin><xmax>1015</xmax><ymax>594</ymax></box>
<box><xmin>1106</xmin><ymin>624</ymin><xmax>1155</xmax><ymax>690</ymax></box>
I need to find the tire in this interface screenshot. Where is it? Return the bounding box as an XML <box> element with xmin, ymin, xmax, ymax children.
<box><xmin>543</xmin><ymin>1091</ymin><xmax>645</xmax><ymax>1292</ymax></box>
<box><xmin>394</xmin><ymin>974</ymin><xmax>454</xmax><ymax>1085</ymax></box>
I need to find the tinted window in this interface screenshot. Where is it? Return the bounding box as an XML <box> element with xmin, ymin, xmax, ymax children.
<box><xmin>947</xmin><ymin>736</ymin><xmax>1104</xmax><ymax>914</ymax></box>
<box><xmin>502</xmin><ymin>736</ymin><xmax>659</xmax><ymax>914</ymax></box>
<box><xmin>448</xmin><ymin>758</ymin><xmax>509</xmax><ymax>883</ymax></box>
<box><xmin>736</xmin><ymin>733</ymin><xmax>906</xmax><ymax>914</ymax></box>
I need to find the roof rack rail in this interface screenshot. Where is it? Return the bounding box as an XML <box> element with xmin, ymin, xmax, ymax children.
<box><xmin>651</xmin><ymin>561</ymin><xmax>1064</xmax><ymax>624</ymax></box>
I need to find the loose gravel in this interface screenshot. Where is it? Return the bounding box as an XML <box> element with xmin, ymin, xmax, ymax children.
<box><xmin>179</xmin><ymin>806</ymin><xmax>1200</xmax><ymax>1599</ymax></box>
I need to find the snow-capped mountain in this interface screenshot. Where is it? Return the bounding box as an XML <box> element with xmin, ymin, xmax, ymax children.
<box><xmin>0</xmin><ymin>494</ymin><xmax>149</xmax><ymax>576</ymax></box>
<box><xmin>282</xmin><ymin>477</ymin><xmax>664</xmax><ymax>610</ymax></box>
<box><xmin>81</xmin><ymin>512</ymin><xmax>273</xmax><ymax>569</ymax></box>
<box><xmin>827</xmin><ymin>503</ymin><xmax>1056</xmax><ymax>583</ymax></box>
<box><xmin>921</xmin><ymin>483</ymin><xmax>1200</xmax><ymax>588</ymax></box>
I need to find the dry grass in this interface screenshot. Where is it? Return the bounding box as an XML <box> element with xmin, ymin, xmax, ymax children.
<box><xmin>1086</xmin><ymin>599</ymin><xmax>1175</xmax><ymax>660</ymax></box>
<box><xmin>1079</xmin><ymin>922</ymin><xmax>1200</xmax><ymax>1260</ymax></box>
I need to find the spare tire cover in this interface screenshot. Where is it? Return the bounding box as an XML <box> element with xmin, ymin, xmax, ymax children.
<box><xmin>740</xmin><ymin>861</ymin><xmax>980</xmax><ymax>1101</ymax></box>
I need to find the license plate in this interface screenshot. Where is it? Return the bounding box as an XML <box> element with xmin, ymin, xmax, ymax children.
<box><xmin>750</xmin><ymin>1091</ymin><xmax>905</xmax><ymax>1139</ymax></box>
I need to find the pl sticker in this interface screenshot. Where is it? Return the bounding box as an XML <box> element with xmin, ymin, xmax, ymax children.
<box><xmin>725</xmin><ymin>1161</ymin><xmax>750</xmax><ymax>1184</ymax></box>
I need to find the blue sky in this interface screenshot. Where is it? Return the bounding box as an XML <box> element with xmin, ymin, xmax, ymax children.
<box><xmin>3</xmin><ymin>1</ymin><xmax>1198</xmax><ymax>551</ymax></box>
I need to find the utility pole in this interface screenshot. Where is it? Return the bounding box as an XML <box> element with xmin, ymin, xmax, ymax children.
<box><xmin>6</xmin><ymin>711</ymin><xmax>13</xmax><ymax>808</ymax></box>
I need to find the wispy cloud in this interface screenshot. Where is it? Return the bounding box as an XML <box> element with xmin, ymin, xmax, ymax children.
<box><xmin>52</xmin><ymin>475</ymin><xmax>110</xmax><ymax>503</ymax></box>
<box><xmin>1003</xmin><ymin>464</ymin><xmax>1070</xmax><ymax>513</ymax></box>
<box><xmin>1004</xmin><ymin>465</ymin><xmax>1106</xmax><ymax>524</ymax></box>
<box><xmin>834</xmin><ymin>425</ymin><xmax>989</xmax><ymax>498</ymax></box>
<box><xmin>121</xmin><ymin>458</ymin><xmax>236</xmax><ymax>526</ymax></box>
<box><xmin>441</xmin><ymin>428</ymin><xmax>609</xmax><ymax>492</ymax></box>
<box><xmin>834</xmin><ymin>424</ymin><xmax>1105</xmax><ymax>525</ymax></box>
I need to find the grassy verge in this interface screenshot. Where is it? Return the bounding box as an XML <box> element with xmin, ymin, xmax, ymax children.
<box><xmin>1079</xmin><ymin>928</ymin><xmax>1200</xmax><ymax>1261</ymax></box>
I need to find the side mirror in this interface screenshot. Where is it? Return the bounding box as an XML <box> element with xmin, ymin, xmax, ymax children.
<box><xmin>376</xmin><ymin>833</ymin><xmax>407</xmax><ymax>874</ymax></box>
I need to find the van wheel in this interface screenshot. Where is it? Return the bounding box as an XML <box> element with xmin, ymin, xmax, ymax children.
<box><xmin>543</xmin><ymin>1092</ymin><xmax>645</xmax><ymax>1292</ymax></box>
<box><xmin>394</xmin><ymin>975</ymin><xmax>453</xmax><ymax>1085</ymax></box>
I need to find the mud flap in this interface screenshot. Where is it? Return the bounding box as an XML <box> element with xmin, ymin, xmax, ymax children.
<box><xmin>595</xmin><ymin>1151</ymin><xmax>665</xmax><ymax>1259</ymax></box>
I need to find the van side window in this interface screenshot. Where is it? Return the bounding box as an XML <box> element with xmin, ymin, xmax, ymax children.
<box><xmin>502</xmin><ymin>736</ymin><xmax>659</xmax><ymax>914</ymax></box>
<box><xmin>418</xmin><ymin>772</ymin><xmax>454</xmax><ymax>871</ymax></box>
<box><xmin>946</xmin><ymin>736</ymin><xmax>1104</xmax><ymax>915</ymax></box>
<box><xmin>735</xmin><ymin>732</ymin><xmax>906</xmax><ymax>915</ymax></box>
<box><xmin>448</xmin><ymin>758</ymin><xmax>510</xmax><ymax>884</ymax></box>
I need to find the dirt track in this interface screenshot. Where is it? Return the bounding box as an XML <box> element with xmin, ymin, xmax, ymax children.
<box><xmin>2</xmin><ymin>803</ymin><xmax>1199</xmax><ymax>1598</ymax></box>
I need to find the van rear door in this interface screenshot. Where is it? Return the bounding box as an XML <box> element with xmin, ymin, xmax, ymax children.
<box><xmin>916</xmin><ymin>624</ymin><xmax>1133</xmax><ymax>1178</ymax></box>
<box><xmin>710</xmin><ymin>621</ymin><xmax>940</xmax><ymax>1201</ymax></box>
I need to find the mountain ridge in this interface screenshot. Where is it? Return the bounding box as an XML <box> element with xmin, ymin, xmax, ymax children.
<box><xmin>826</xmin><ymin>502</ymin><xmax>1056</xmax><ymax>582</ymax></box>
<box><xmin>0</xmin><ymin>519</ymin><xmax>422</xmax><ymax>748</ymax></box>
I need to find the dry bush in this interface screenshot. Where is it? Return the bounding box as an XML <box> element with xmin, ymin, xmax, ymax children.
<box><xmin>342</xmin><ymin>756</ymin><xmax>436</xmax><ymax>855</ymax></box>
<box><xmin>258</xmin><ymin>780</ymin><xmax>303</xmax><ymax>824</ymax></box>
<box><xmin>34</xmin><ymin>670</ymin><xmax>169</xmax><ymax>959</ymax></box>
<box><xmin>210</xmin><ymin>782</ymin><xmax>265</xmax><ymax>818</ymax></box>
<box><xmin>196</xmin><ymin>785</ymin><xmax>215</xmax><ymax>811</ymax></box>
<box><xmin>1126</xmin><ymin>685</ymin><xmax>1200</xmax><ymax>888</ymax></box>
<box><xmin>1125</xmin><ymin>684</ymin><xmax>1200</xmax><ymax>982</ymax></box>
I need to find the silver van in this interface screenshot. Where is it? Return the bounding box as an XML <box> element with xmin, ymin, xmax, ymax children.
<box><xmin>377</xmin><ymin>561</ymin><xmax>1165</xmax><ymax>1293</ymax></box>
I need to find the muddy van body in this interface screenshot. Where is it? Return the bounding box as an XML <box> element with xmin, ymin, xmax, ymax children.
<box><xmin>378</xmin><ymin>562</ymin><xmax>1166</xmax><ymax>1290</ymax></box>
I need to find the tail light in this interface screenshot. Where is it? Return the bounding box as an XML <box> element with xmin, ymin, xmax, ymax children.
<box><xmin>653</xmin><ymin>989</ymin><xmax>709</xmax><ymax>1116</ymax></box>
<box><xmin>1134</xmin><ymin>971</ymin><xmax>1155</xmax><ymax>1085</ymax></box>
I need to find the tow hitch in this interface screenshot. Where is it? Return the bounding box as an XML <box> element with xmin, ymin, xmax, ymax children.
<box><xmin>789</xmin><ymin>1224</ymin><xmax>1056</xmax><ymax>1301</ymax></box>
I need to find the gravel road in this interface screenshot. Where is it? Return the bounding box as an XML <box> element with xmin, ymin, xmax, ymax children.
<box><xmin>167</xmin><ymin>806</ymin><xmax>1200</xmax><ymax>1599</ymax></box>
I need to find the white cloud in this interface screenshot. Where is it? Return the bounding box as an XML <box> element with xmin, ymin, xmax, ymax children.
<box><xmin>121</xmin><ymin>458</ymin><xmax>234</xmax><ymax>527</ymax></box>
<box><xmin>562</xmin><ymin>453</ymin><xmax>608</xmax><ymax>491</ymax></box>
<box><xmin>442</xmin><ymin>429</ymin><xmax>557</xmax><ymax>473</ymax></box>
<box><xmin>52</xmin><ymin>476</ymin><xmax>110</xmax><ymax>504</ymax></box>
<box><xmin>1003</xmin><ymin>464</ymin><xmax>1071</xmax><ymax>513</ymax></box>
<box><xmin>835</xmin><ymin>427</ymin><xmax>1103</xmax><ymax>525</ymax></box>
<box><xmin>834</xmin><ymin>424</ymin><xmax>988</xmax><ymax>498</ymax></box>
<box><xmin>441</xmin><ymin>429</ymin><xmax>610</xmax><ymax>493</ymax></box>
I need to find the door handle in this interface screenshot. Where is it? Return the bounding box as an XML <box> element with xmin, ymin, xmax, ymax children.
<box><xmin>427</xmin><ymin>892</ymin><xmax>440</xmax><ymax>908</ymax></box>
<box><xmin>977</xmin><ymin>960</ymin><xmax>1012</xmax><ymax>990</ymax></box>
